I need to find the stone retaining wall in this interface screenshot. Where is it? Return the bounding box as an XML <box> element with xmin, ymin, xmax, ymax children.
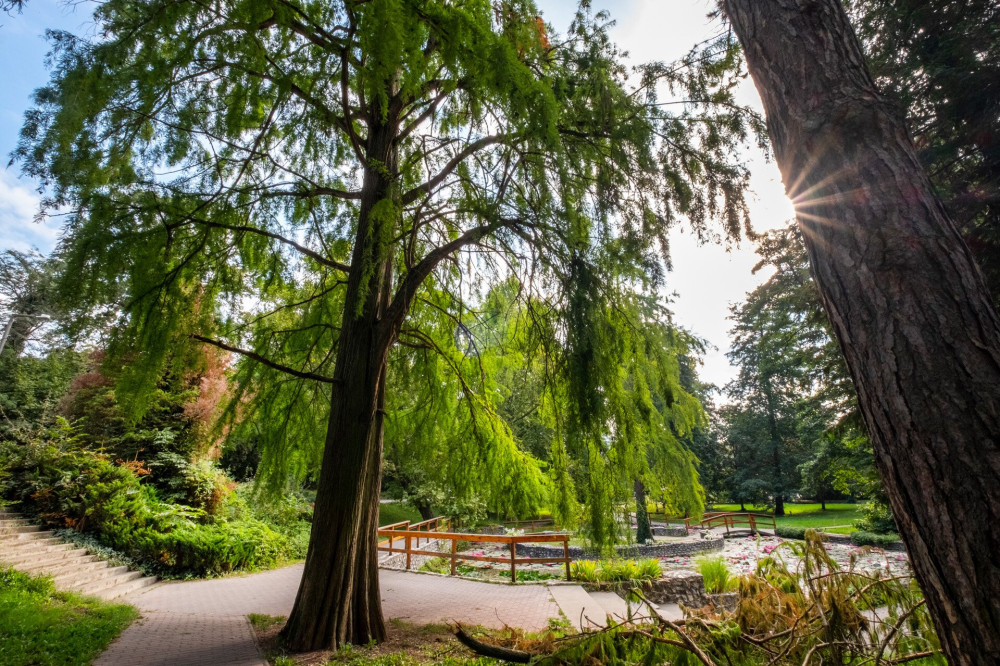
<box><xmin>516</xmin><ymin>535</ymin><xmax>723</xmax><ymax>561</ymax></box>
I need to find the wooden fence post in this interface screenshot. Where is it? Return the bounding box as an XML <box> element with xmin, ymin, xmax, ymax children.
<box><xmin>406</xmin><ymin>534</ymin><xmax>411</xmax><ymax>570</ymax></box>
<box><xmin>451</xmin><ymin>539</ymin><xmax>457</xmax><ymax>576</ymax></box>
<box><xmin>564</xmin><ymin>538</ymin><xmax>571</xmax><ymax>581</ymax></box>
<box><xmin>510</xmin><ymin>540</ymin><xmax>516</xmax><ymax>582</ymax></box>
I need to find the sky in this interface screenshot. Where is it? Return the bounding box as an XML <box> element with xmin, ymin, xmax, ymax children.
<box><xmin>0</xmin><ymin>0</ymin><xmax>794</xmax><ymax>390</ymax></box>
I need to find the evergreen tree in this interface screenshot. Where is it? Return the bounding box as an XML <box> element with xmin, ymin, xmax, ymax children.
<box><xmin>17</xmin><ymin>0</ymin><xmax>758</xmax><ymax>649</ymax></box>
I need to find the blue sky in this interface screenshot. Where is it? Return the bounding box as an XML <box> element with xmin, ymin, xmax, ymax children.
<box><xmin>0</xmin><ymin>0</ymin><xmax>793</xmax><ymax>388</ymax></box>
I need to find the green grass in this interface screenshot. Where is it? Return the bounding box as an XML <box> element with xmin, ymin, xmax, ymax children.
<box><xmin>706</xmin><ymin>503</ymin><xmax>862</xmax><ymax>533</ymax></box>
<box><xmin>695</xmin><ymin>556</ymin><xmax>738</xmax><ymax>594</ymax></box>
<box><xmin>248</xmin><ymin>613</ymin><xmax>285</xmax><ymax>632</ymax></box>
<box><xmin>378</xmin><ymin>502</ymin><xmax>424</xmax><ymax>527</ymax></box>
<box><xmin>0</xmin><ymin>567</ymin><xmax>138</xmax><ymax>666</ymax></box>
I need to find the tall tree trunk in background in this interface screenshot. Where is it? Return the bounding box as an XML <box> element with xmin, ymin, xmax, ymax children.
<box><xmin>723</xmin><ymin>1</ymin><xmax>1000</xmax><ymax>663</ymax></box>
<box><xmin>281</xmin><ymin>117</ymin><xmax>400</xmax><ymax>651</ymax></box>
<box><xmin>765</xmin><ymin>388</ymin><xmax>785</xmax><ymax>516</ymax></box>
<box><xmin>634</xmin><ymin>479</ymin><xmax>653</xmax><ymax>543</ymax></box>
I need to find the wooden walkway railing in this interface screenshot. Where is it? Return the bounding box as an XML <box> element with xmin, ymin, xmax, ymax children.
<box><xmin>377</xmin><ymin>517</ymin><xmax>572</xmax><ymax>582</ymax></box>
<box><xmin>685</xmin><ymin>511</ymin><xmax>777</xmax><ymax>535</ymax></box>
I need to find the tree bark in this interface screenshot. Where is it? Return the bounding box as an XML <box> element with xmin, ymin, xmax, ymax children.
<box><xmin>722</xmin><ymin>1</ymin><xmax>1000</xmax><ymax>663</ymax></box>
<box><xmin>634</xmin><ymin>478</ymin><xmax>653</xmax><ymax>543</ymax></box>
<box><xmin>281</xmin><ymin>114</ymin><xmax>400</xmax><ymax>651</ymax></box>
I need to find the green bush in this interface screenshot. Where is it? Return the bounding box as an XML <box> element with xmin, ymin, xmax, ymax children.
<box><xmin>854</xmin><ymin>497</ymin><xmax>898</xmax><ymax>534</ymax></box>
<box><xmin>0</xmin><ymin>436</ymin><xmax>296</xmax><ymax>576</ymax></box>
<box><xmin>850</xmin><ymin>531</ymin><xmax>900</xmax><ymax>548</ymax></box>
<box><xmin>775</xmin><ymin>525</ymin><xmax>808</xmax><ymax>540</ymax></box>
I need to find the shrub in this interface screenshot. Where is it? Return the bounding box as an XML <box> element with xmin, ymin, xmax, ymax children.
<box><xmin>696</xmin><ymin>556</ymin><xmax>736</xmax><ymax>594</ymax></box>
<box><xmin>775</xmin><ymin>526</ymin><xmax>808</xmax><ymax>540</ymax></box>
<box><xmin>570</xmin><ymin>559</ymin><xmax>600</xmax><ymax>583</ymax></box>
<box><xmin>850</xmin><ymin>531</ymin><xmax>900</xmax><ymax>548</ymax></box>
<box><xmin>570</xmin><ymin>558</ymin><xmax>661</xmax><ymax>584</ymax></box>
<box><xmin>855</xmin><ymin>498</ymin><xmax>898</xmax><ymax>534</ymax></box>
<box><xmin>0</xmin><ymin>436</ymin><xmax>296</xmax><ymax>576</ymax></box>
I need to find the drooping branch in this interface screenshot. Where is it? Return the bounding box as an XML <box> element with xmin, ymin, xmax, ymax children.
<box><xmin>400</xmin><ymin>135</ymin><xmax>510</xmax><ymax>205</ymax></box>
<box><xmin>380</xmin><ymin>218</ymin><xmax>515</xmax><ymax>342</ymax></box>
<box><xmin>192</xmin><ymin>334</ymin><xmax>336</xmax><ymax>383</ymax></box>
<box><xmin>180</xmin><ymin>217</ymin><xmax>351</xmax><ymax>273</ymax></box>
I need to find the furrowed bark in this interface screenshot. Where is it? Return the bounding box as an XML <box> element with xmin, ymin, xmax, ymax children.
<box><xmin>722</xmin><ymin>1</ymin><xmax>1000</xmax><ymax>663</ymax></box>
<box><xmin>281</xmin><ymin>111</ymin><xmax>400</xmax><ymax>651</ymax></box>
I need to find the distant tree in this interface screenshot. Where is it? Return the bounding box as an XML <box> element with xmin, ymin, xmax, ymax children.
<box><xmin>0</xmin><ymin>250</ymin><xmax>82</xmax><ymax>440</ymax></box>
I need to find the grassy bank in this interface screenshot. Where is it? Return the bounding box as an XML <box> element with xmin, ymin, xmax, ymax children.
<box><xmin>0</xmin><ymin>568</ymin><xmax>137</xmax><ymax>666</ymax></box>
<box><xmin>707</xmin><ymin>503</ymin><xmax>862</xmax><ymax>533</ymax></box>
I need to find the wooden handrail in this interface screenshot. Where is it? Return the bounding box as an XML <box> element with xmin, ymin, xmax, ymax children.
<box><xmin>376</xmin><ymin>525</ymin><xmax>572</xmax><ymax>582</ymax></box>
<box><xmin>685</xmin><ymin>511</ymin><xmax>777</xmax><ymax>534</ymax></box>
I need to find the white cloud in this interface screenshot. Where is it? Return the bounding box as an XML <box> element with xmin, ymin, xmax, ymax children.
<box><xmin>0</xmin><ymin>169</ymin><xmax>60</xmax><ymax>253</ymax></box>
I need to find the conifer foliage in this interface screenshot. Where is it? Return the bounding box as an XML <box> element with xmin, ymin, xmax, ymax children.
<box><xmin>16</xmin><ymin>0</ymin><xmax>758</xmax><ymax>649</ymax></box>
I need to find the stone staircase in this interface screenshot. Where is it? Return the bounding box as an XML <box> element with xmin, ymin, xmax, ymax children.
<box><xmin>548</xmin><ymin>584</ymin><xmax>685</xmax><ymax>630</ymax></box>
<box><xmin>0</xmin><ymin>509</ymin><xmax>158</xmax><ymax>601</ymax></box>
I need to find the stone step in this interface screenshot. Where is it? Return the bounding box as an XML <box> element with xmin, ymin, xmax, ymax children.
<box><xmin>0</xmin><ymin>529</ymin><xmax>55</xmax><ymax>543</ymax></box>
<box><xmin>9</xmin><ymin>549</ymin><xmax>95</xmax><ymax>572</ymax></box>
<box><xmin>548</xmin><ymin>584</ymin><xmax>613</xmax><ymax>630</ymax></box>
<box><xmin>0</xmin><ymin>537</ymin><xmax>75</xmax><ymax>559</ymax></box>
<box><xmin>0</xmin><ymin>517</ymin><xmax>29</xmax><ymax>527</ymax></box>
<box><xmin>69</xmin><ymin>568</ymin><xmax>144</xmax><ymax>597</ymax></box>
<box><xmin>0</xmin><ymin>522</ymin><xmax>40</xmax><ymax>535</ymax></box>
<box><xmin>91</xmin><ymin>575</ymin><xmax>158</xmax><ymax>601</ymax></box>
<box><xmin>47</xmin><ymin>557</ymin><xmax>112</xmax><ymax>582</ymax></box>
<box><xmin>0</xmin><ymin>511</ymin><xmax>23</xmax><ymax>520</ymax></box>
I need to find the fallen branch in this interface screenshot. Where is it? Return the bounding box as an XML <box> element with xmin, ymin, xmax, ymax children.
<box><xmin>453</xmin><ymin>624</ymin><xmax>532</xmax><ymax>663</ymax></box>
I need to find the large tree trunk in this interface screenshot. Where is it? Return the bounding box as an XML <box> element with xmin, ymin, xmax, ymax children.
<box><xmin>722</xmin><ymin>1</ymin><xmax>1000</xmax><ymax>663</ymax></box>
<box><xmin>282</xmin><ymin>116</ymin><xmax>400</xmax><ymax>651</ymax></box>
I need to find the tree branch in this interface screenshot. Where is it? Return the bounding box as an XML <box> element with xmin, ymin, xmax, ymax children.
<box><xmin>182</xmin><ymin>217</ymin><xmax>351</xmax><ymax>273</ymax></box>
<box><xmin>192</xmin><ymin>334</ymin><xmax>337</xmax><ymax>383</ymax></box>
<box><xmin>381</xmin><ymin>218</ymin><xmax>514</xmax><ymax>343</ymax></box>
<box><xmin>400</xmin><ymin>135</ymin><xmax>509</xmax><ymax>205</ymax></box>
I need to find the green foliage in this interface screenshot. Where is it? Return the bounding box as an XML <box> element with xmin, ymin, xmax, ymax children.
<box><xmin>696</xmin><ymin>555</ymin><xmax>736</xmax><ymax>594</ymax></box>
<box><xmin>0</xmin><ymin>567</ymin><xmax>138</xmax><ymax>666</ymax></box>
<box><xmin>721</xmin><ymin>226</ymin><xmax>881</xmax><ymax>515</ymax></box>
<box><xmin>774</xmin><ymin>525</ymin><xmax>808</xmax><ymax>540</ymax></box>
<box><xmin>378</xmin><ymin>502</ymin><xmax>423</xmax><ymax>527</ymax></box>
<box><xmin>510</xmin><ymin>569</ymin><xmax>560</xmax><ymax>582</ymax></box>
<box><xmin>524</xmin><ymin>533</ymin><xmax>941</xmax><ymax>665</ymax></box>
<box><xmin>856</xmin><ymin>496</ymin><xmax>898</xmax><ymax>534</ymax></box>
<box><xmin>0</xmin><ymin>434</ymin><xmax>303</xmax><ymax>577</ymax></box>
<box><xmin>13</xmin><ymin>0</ymin><xmax>757</xmax><ymax>562</ymax></box>
<box><xmin>570</xmin><ymin>558</ymin><xmax>661</xmax><ymax>584</ymax></box>
<box><xmin>850</xmin><ymin>530</ymin><xmax>901</xmax><ymax>548</ymax></box>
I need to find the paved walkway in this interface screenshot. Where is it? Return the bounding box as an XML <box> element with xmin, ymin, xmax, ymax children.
<box><xmin>96</xmin><ymin>564</ymin><xmax>562</xmax><ymax>666</ymax></box>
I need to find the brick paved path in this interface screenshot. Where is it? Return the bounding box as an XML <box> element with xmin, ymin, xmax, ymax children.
<box><xmin>96</xmin><ymin>564</ymin><xmax>561</xmax><ymax>665</ymax></box>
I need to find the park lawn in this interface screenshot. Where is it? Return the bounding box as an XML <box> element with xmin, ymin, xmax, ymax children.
<box><xmin>378</xmin><ymin>502</ymin><xmax>424</xmax><ymax>527</ymax></box>
<box><xmin>0</xmin><ymin>567</ymin><xmax>138</xmax><ymax>666</ymax></box>
<box><xmin>707</xmin><ymin>503</ymin><xmax>861</xmax><ymax>533</ymax></box>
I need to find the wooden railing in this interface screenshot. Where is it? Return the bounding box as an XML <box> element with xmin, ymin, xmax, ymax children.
<box><xmin>685</xmin><ymin>512</ymin><xmax>777</xmax><ymax>534</ymax></box>
<box><xmin>379</xmin><ymin>516</ymin><xmax>451</xmax><ymax>550</ymax></box>
<box><xmin>376</xmin><ymin>522</ymin><xmax>572</xmax><ymax>582</ymax></box>
<box><xmin>502</xmin><ymin>518</ymin><xmax>555</xmax><ymax>531</ymax></box>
